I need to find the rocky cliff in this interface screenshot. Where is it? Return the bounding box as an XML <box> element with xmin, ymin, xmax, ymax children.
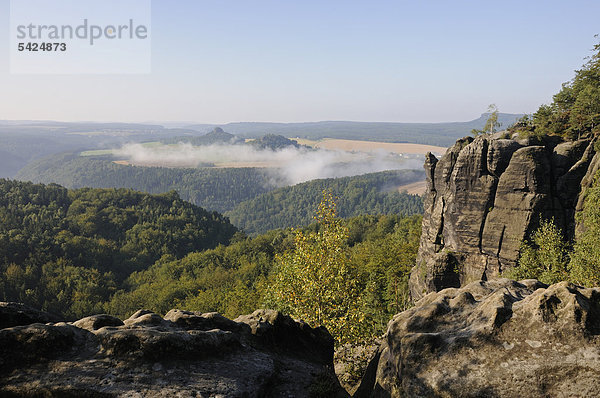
<box><xmin>0</xmin><ymin>303</ymin><xmax>347</xmax><ymax>397</ymax></box>
<box><xmin>410</xmin><ymin>132</ymin><xmax>599</xmax><ymax>300</ymax></box>
<box><xmin>355</xmin><ymin>278</ymin><xmax>600</xmax><ymax>397</ymax></box>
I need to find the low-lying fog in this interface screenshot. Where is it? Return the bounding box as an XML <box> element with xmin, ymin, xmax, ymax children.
<box><xmin>114</xmin><ymin>143</ymin><xmax>427</xmax><ymax>185</ymax></box>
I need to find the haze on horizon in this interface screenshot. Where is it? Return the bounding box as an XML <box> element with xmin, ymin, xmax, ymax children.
<box><xmin>0</xmin><ymin>0</ymin><xmax>599</xmax><ymax>124</ymax></box>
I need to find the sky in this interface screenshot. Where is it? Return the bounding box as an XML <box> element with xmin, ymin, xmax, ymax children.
<box><xmin>0</xmin><ymin>0</ymin><xmax>599</xmax><ymax>124</ymax></box>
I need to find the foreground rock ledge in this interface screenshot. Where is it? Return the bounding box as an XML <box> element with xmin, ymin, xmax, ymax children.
<box><xmin>355</xmin><ymin>278</ymin><xmax>600</xmax><ymax>398</ymax></box>
<box><xmin>0</xmin><ymin>306</ymin><xmax>348</xmax><ymax>397</ymax></box>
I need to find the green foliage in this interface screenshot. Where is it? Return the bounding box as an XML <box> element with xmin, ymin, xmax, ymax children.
<box><xmin>105</xmin><ymin>211</ymin><xmax>421</xmax><ymax>332</ymax></box>
<box><xmin>227</xmin><ymin>170</ymin><xmax>424</xmax><ymax>234</ymax></box>
<box><xmin>16</xmin><ymin>154</ymin><xmax>278</xmax><ymax>213</ymax></box>
<box><xmin>510</xmin><ymin>39</ymin><xmax>600</xmax><ymax>139</ymax></box>
<box><xmin>570</xmin><ymin>172</ymin><xmax>600</xmax><ymax>286</ymax></box>
<box><xmin>265</xmin><ymin>192</ymin><xmax>368</xmax><ymax>344</ymax></box>
<box><xmin>0</xmin><ymin>178</ymin><xmax>422</xmax><ymax>342</ymax></box>
<box><xmin>16</xmin><ymin>155</ymin><xmax>423</xmax><ymax>228</ymax></box>
<box><xmin>472</xmin><ymin>104</ymin><xmax>501</xmax><ymax>136</ymax></box>
<box><xmin>350</xmin><ymin>214</ymin><xmax>422</xmax><ymax>333</ymax></box>
<box><xmin>264</xmin><ymin>193</ymin><xmax>422</xmax><ymax>344</ymax></box>
<box><xmin>105</xmin><ymin>229</ymin><xmax>293</xmax><ymax>319</ymax></box>
<box><xmin>507</xmin><ymin>171</ymin><xmax>600</xmax><ymax>287</ymax></box>
<box><xmin>0</xmin><ymin>179</ymin><xmax>236</xmax><ymax>319</ymax></box>
<box><xmin>506</xmin><ymin>219</ymin><xmax>569</xmax><ymax>284</ymax></box>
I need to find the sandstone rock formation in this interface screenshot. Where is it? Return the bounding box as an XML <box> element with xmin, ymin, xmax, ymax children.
<box><xmin>0</xmin><ymin>305</ymin><xmax>347</xmax><ymax>397</ymax></box>
<box><xmin>355</xmin><ymin>278</ymin><xmax>600</xmax><ymax>397</ymax></box>
<box><xmin>0</xmin><ymin>302</ymin><xmax>62</xmax><ymax>329</ymax></box>
<box><xmin>410</xmin><ymin>133</ymin><xmax>598</xmax><ymax>300</ymax></box>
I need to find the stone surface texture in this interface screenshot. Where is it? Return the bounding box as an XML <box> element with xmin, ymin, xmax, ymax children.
<box><xmin>356</xmin><ymin>278</ymin><xmax>600</xmax><ymax>397</ymax></box>
<box><xmin>410</xmin><ymin>132</ymin><xmax>598</xmax><ymax>300</ymax></box>
<box><xmin>0</xmin><ymin>305</ymin><xmax>347</xmax><ymax>397</ymax></box>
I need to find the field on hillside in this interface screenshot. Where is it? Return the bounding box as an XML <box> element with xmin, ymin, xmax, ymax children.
<box><xmin>397</xmin><ymin>180</ymin><xmax>428</xmax><ymax>195</ymax></box>
<box><xmin>92</xmin><ymin>138</ymin><xmax>447</xmax><ymax>169</ymax></box>
<box><xmin>308</xmin><ymin>138</ymin><xmax>446</xmax><ymax>156</ymax></box>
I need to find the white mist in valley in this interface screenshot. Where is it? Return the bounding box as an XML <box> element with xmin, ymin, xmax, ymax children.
<box><xmin>114</xmin><ymin>143</ymin><xmax>425</xmax><ymax>185</ymax></box>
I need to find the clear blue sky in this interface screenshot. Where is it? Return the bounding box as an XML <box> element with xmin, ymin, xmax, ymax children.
<box><xmin>0</xmin><ymin>0</ymin><xmax>599</xmax><ymax>123</ymax></box>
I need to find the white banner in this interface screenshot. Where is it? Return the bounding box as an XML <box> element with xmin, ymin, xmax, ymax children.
<box><xmin>10</xmin><ymin>0</ymin><xmax>151</xmax><ymax>74</ymax></box>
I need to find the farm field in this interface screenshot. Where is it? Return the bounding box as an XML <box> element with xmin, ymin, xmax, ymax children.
<box><xmin>307</xmin><ymin>138</ymin><xmax>447</xmax><ymax>155</ymax></box>
<box><xmin>83</xmin><ymin>138</ymin><xmax>447</xmax><ymax>170</ymax></box>
<box><xmin>396</xmin><ymin>180</ymin><xmax>427</xmax><ymax>195</ymax></box>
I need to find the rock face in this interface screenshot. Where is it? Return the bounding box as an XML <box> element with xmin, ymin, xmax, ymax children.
<box><xmin>410</xmin><ymin>132</ymin><xmax>598</xmax><ymax>300</ymax></box>
<box><xmin>0</xmin><ymin>305</ymin><xmax>347</xmax><ymax>397</ymax></box>
<box><xmin>0</xmin><ymin>302</ymin><xmax>62</xmax><ymax>329</ymax></box>
<box><xmin>355</xmin><ymin>278</ymin><xmax>600</xmax><ymax>397</ymax></box>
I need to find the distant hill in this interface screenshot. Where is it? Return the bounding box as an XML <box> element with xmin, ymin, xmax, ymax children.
<box><xmin>225</xmin><ymin>169</ymin><xmax>425</xmax><ymax>234</ymax></box>
<box><xmin>0</xmin><ymin>150</ymin><xmax>27</xmax><ymax>177</ymax></box>
<box><xmin>161</xmin><ymin>127</ymin><xmax>244</xmax><ymax>145</ymax></box>
<box><xmin>184</xmin><ymin>113</ymin><xmax>523</xmax><ymax>147</ymax></box>
<box><xmin>248</xmin><ymin>134</ymin><xmax>302</xmax><ymax>150</ymax></box>
<box><xmin>0</xmin><ymin>122</ymin><xmax>199</xmax><ymax>178</ymax></box>
<box><xmin>0</xmin><ymin>115</ymin><xmax>523</xmax><ymax>177</ymax></box>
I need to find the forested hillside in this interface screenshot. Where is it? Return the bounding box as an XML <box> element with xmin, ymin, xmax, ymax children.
<box><xmin>0</xmin><ymin>179</ymin><xmax>422</xmax><ymax>341</ymax></box>
<box><xmin>16</xmin><ymin>154</ymin><xmax>425</xmax><ymax>232</ymax></box>
<box><xmin>247</xmin><ymin>134</ymin><xmax>303</xmax><ymax>150</ymax></box>
<box><xmin>107</xmin><ymin>212</ymin><xmax>422</xmax><ymax>339</ymax></box>
<box><xmin>0</xmin><ymin>179</ymin><xmax>236</xmax><ymax>318</ymax></box>
<box><xmin>226</xmin><ymin>170</ymin><xmax>424</xmax><ymax>234</ymax></box>
<box><xmin>16</xmin><ymin>154</ymin><xmax>279</xmax><ymax>213</ymax></box>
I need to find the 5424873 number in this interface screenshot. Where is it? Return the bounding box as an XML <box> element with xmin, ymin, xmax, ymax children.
<box><xmin>17</xmin><ymin>42</ymin><xmax>66</xmax><ymax>52</ymax></box>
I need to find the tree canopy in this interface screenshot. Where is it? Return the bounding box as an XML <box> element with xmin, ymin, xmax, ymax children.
<box><xmin>0</xmin><ymin>179</ymin><xmax>236</xmax><ymax>318</ymax></box>
<box><xmin>510</xmin><ymin>38</ymin><xmax>600</xmax><ymax>140</ymax></box>
<box><xmin>264</xmin><ymin>192</ymin><xmax>421</xmax><ymax>344</ymax></box>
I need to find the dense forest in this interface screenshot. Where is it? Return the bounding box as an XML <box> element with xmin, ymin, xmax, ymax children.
<box><xmin>0</xmin><ymin>179</ymin><xmax>236</xmax><ymax>318</ymax></box>
<box><xmin>16</xmin><ymin>154</ymin><xmax>280</xmax><ymax>213</ymax></box>
<box><xmin>110</xmin><ymin>208</ymin><xmax>422</xmax><ymax>342</ymax></box>
<box><xmin>0</xmin><ymin>179</ymin><xmax>422</xmax><ymax>343</ymax></box>
<box><xmin>227</xmin><ymin>170</ymin><xmax>424</xmax><ymax>234</ymax></box>
<box><xmin>16</xmin><ymin>155</ymin><xmax>424</xmax><ymax>232</ymax></box>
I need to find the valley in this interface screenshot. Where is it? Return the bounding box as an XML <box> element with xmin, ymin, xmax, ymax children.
<box><xmin>1</xmin><ymin>4</ymin><xmax>600</xmax><ymax>394</ymax></box>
